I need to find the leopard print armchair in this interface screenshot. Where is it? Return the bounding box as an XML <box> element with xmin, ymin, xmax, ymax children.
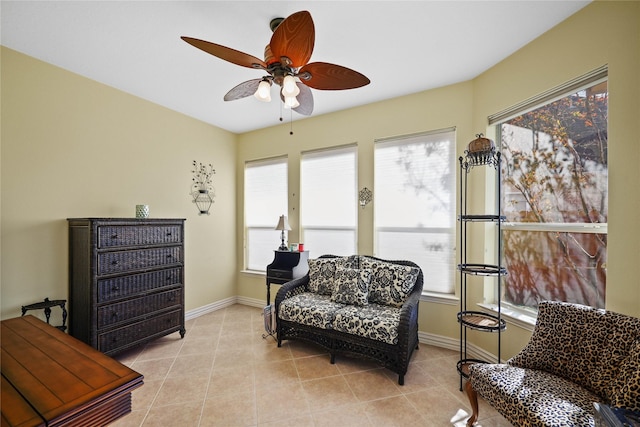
<box><xmin>465</xmin><ymin>301</ymin><xmax>640</xmax><ymax>427</ymax></box>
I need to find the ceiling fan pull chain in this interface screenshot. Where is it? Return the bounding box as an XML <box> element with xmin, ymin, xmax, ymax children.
<box><xmin>290</xmin><ymin>109</ymin><xmax>294</xmax><ymax>135</ymax></box>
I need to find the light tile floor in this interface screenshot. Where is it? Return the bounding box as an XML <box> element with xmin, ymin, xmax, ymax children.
<box><xmin>112</xmin><ymin>304</ymin><xmax>513</xmax><ymax>426</ymax></box>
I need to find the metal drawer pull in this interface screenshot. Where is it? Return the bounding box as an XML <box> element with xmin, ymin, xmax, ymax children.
<box><xmin>111</xmin><ymin>234</ymin><xmax>118</xmax><ymax>239</ymax></box>
<box><xmin>111</xmin><ymin>260</ymin><xmax>119</xmax><ymax>265</ymax></box>
<box><xmin>112</xmin><ymin>285</ymin><xmax>120</xmax><ymax>291</ymax></box>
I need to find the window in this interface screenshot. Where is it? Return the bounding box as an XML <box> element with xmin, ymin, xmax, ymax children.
<box><xmin>493</xmin><ymin>68</ymin><xmax>608</xmax><ymax>310</ymax></box>
<box><xmin>374</xmin><ymin>129</ymin><xmax>456</xmax><ymax>294</ymax></box>
<box><xmin>244</xmin><ymin>157</ymin><xmax>288</xmax><ymax>271</ymax></box>
<box><xmin>300</xmin><ymin>146</ymin><xmax>357</xmax><ymax>257</ymax></box>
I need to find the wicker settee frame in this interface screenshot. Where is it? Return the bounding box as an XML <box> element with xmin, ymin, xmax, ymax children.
<box><xmin>274</xmin><ymin>255</ymin><xmax>423</xmax><ymax>385</ymax></box>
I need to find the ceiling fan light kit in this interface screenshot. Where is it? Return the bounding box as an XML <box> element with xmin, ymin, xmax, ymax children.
<box><xmin>181</xmin><ymin>10</ymin><xmax>369</xmax><ymax>122</ymax></box>
<box><xmin>254</xmin><ymin>78</ymin><xmax>272</xmax><ymax>102</ymax></box>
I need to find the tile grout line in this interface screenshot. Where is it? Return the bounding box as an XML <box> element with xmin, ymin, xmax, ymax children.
<box><xmin>136</xmin><ymin>338</ymin><xmax>185</xmax><ymax>426</ymax></box>
<box><xmin>193</xmin><ymin>313</ymin><xmax>221</xmax><ymax>427</ymax></box>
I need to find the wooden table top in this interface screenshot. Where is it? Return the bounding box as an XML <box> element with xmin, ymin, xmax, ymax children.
<box><xmin>1</xmin><ymin>316</ymin><xmax>143</xmax><ymax>427</ymax></box>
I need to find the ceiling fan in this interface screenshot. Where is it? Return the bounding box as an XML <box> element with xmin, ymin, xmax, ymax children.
<box><xmin>181</xmin><ymin>10</ymin><xmax>370</xmax><ymax>117</ymax></box>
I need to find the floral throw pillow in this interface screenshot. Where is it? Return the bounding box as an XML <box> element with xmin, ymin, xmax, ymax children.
<box><xmin>331</xmin><ymin>267</ymin><xmax>371</xmax><ymax>306</ymax></box>
<box><xmin>361</xmin><ymin>258</ymin><xmax>419</xmax><ymax>307</ymax></box>
<box><xmin>307</xmin><ymin>258</ymin><xmax>339</xmax><ymax>295</ymax></box>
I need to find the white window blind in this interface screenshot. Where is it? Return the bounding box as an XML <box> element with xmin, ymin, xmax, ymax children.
<box><xmin>374</xmin><ymin>129</ymin><xmax>456</xmax><ymax>294</ymax></box>
<box><xmin>244</xmin><ymin>157</ymin><xmax>288</xmax><ymax>271</ymax></box>
<box><xmin>300</xmin><ymin>145</ymin><xmax>357</xmax><ymax>258</ymax></box>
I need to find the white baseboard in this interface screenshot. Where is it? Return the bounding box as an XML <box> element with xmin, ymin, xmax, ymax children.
<box><xmin>418</xmin><ymin>331</ymin><xmax>458</xmax><ymax>351</ymax></box>
<box><xmin>184</xmin><ymin>296</ymin><xmax>237</xmax><ymax>321</ymax></box>
<box><xmin>418</xmin><ymin>331</ymin><xmax>502</xmax><ymax>362</ymax></box>
<box><xmin>235</xmin><ymin>296</ymin><xmax>267</xmax><ymax>309</ymax></box>
<box><xmin>185</xmin><ymin>296</ymin><xmax>267</xmax><ymax>321</ymax></box>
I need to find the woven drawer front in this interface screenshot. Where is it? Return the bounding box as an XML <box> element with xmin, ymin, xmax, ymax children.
<box><xmin>98</xmin><ymin>309</ymin><xmax>182</xmax><ymax>354</ymax></box>
<box><xmin>98</xmin><ymin>247</ymin><xmax>182</xmax><ymax>275</ymax></box>
<box><xmin>98</xmin><ymin>225</ymin><xmax>183</xmax><ymax>249</ymax></box>
<box><xmin>97</xmin><ymin>267</ymin><xmax>182</xmax><ymax>303</ymax></box>
<box><xmin>97</xmin><ymin>289</ymin><xmax>182</xmax><ymax>328</ymax></box>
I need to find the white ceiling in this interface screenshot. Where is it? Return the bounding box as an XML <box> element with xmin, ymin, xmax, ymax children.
<box><xmin>1</xmin><ymin>1</ymin><xmax>590</xmax><ymax>134</ymax></box>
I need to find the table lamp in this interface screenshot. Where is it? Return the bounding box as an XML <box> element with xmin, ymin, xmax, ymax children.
<box><xmin>275</xmin><ymin>215</ymin><xmax>291</xmax><ymax>251</ymax></box>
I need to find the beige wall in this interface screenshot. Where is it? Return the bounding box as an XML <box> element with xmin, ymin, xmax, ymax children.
<box><xmin>2</xmin><ymin>1</ymin><xmax>638</xmax><ymax>359</ymax></box>
<box><xmin>236</xmin><ymin>1</ymin><xmax>640</xmax><ymax>358</ymax></box>
<box><xmin>1</xmin><ymin>46</ymin><xmax>238</xmax><ymax>322</ymax></box>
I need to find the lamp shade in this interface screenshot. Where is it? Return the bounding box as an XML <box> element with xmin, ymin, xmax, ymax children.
<box><xmin>275</xmin><ymin>215</ymin><xmax>291</xmax><ymax>231</ymax></box>
<box><xmin>254</xmin><ymin>79</ymin><xmax>272</xmax><ymax>102</ymax></box>
<box><xmin>281</xmin><ymin>75</ymin><xmax>300</xmax><ymax>97</ymax></box>
<box><xmin>283</xmin><ymin>95</ymin><xmax>300</xmax><ymax>109</ymax></box>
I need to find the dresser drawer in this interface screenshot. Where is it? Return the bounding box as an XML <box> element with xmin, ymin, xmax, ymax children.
<box><xmin>97</xmin><ymin>267</ymin><xmax>182</xmax><ymax>303</ymax></box>
<box><xmin>98</xmin><ymin>225</ymin><xmax>183</xmax><ymax>249</ymax></box>
<box><xmin>98</xmin><ymin>309</ymin><xmax>182</xmax><ymax>354</ymax></box>
<box><xmin>97</xmin><ymin>289</ymin><xmax>182</xmax><ymax>328</ymax></box>
<box><xmin>98</xmin><ymin>247</ymin><xmax>182</xmax><ymax>275</ymax></box>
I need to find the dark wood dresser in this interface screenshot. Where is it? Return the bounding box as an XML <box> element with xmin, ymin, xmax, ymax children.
<box><xmin>68</xmin><ymin>218</ymin><xmax>186</xmax><ymax>355</ymax></box>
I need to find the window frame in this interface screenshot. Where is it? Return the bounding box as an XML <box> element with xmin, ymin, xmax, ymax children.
<box><xmin>488</xmin><ymin>66</ymin><xmax>608</xmax><ymax>320</ymax></box>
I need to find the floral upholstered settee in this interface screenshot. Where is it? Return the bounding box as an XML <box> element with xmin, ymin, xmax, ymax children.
<box><xmin>275</xmin><ymin>254</ymin><xmax>423</xmax><ymax>385</ymax></box>
<box><xmin>465</xmin><ymin>301</ymin><xmax>640</xmax><ymax>427</ymax></box>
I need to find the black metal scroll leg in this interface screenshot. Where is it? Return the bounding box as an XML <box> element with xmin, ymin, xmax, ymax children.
<box><xmin>59</xmin><ymin>303</ymin><xmax>68</xmax><ymax>329</ymax></box>
<box><xmin>44</xmin><ymin>306</ymin><xmax>52</xmax><ymax>324</ymax></box>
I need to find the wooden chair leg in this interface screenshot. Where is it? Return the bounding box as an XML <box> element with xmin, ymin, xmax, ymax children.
<box><xmin>465</xmin><ymin>379</ymin><xmax>479</xmax><ymax>427</ymax></box>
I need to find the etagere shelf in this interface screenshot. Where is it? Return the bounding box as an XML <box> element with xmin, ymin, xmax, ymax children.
<box><xmin>457</xmin><ymin>135</ymin><xmax>507</xmax><ymax>391</ymax></box>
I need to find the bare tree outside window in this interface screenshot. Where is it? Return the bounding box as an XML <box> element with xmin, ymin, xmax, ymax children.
<box><xmin>500</xmin><ymin>81</ymin><xmax>608</xmax><ymax>309</ymax></box>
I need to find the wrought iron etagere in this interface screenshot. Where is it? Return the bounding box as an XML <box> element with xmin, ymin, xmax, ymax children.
<box><xmin>457</xmin><ymin>140</ymin><xmax>507</xmax><ymax>391</ymax></box>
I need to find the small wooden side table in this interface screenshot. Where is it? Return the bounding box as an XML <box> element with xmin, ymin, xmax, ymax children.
<box><xmin>21</xmin><ymin>298</ymin><xmax>68</xmax><ymax>331</ymax></box>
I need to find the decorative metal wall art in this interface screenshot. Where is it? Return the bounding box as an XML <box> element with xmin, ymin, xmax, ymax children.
<box><xmin>191</xmin><ymin>161</ymin><xmax>216</xmax><ymax>215</ymax></box>
<box><xmin>359</xmin><ymin>187</ymin><xmax>373</xmax><ymax>209</ymax></box>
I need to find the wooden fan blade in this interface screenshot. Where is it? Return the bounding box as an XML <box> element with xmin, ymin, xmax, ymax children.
<box><xmin>269</xmin><ymin>11</ymin><xmax>314</xmax><ymax>68</ymax></box>
<box><xmin>182</xmin><ymin>37</ymin><xmax>266</xmax><ymax>69</ymax></box>
<box><xmin>224</xmin><ymin>78</ymin><xmax>262</xmax><ymax>101</ymax></box>
<box><xmin>280</xmin><ymin>82</ymin><xmax>314</xmax><ymax>115</ymax></box>
<box><xmin>298</xmin><ymin>62</ymin><xmax>370</xmax><ymax>90</ymax></box>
